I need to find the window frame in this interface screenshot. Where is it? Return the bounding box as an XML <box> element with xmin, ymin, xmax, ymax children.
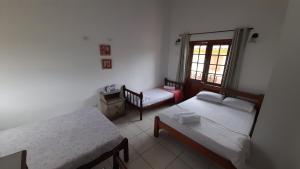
<box><xmin>187</xmin><ymin>39</ymin><xmax>232</xmax><ymax>86</ymax></box>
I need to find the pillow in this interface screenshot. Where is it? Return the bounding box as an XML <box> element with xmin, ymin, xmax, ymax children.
<box><xmin>196</xmin><ymin>91</ymin><xmax>224</xmax><ymax>103</ymax></box>
<box><xmin>163</xmin><ymin>85</ymin><xmax>176</xmax><ymax>91</ymax></box>
<box><xmin>223</xmin><ymin>97</ymin><xmax>255</xmax><ymax>112</ymax></box>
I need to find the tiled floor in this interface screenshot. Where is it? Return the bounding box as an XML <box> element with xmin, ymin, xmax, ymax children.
<box><xmin>93</xmin><ymin>106</ymin><xmax>223</xmax><ymax>169</ymax></box>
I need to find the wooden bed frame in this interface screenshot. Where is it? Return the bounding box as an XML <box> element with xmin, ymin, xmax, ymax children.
<box><xmin>154</xmin><ymin>84</ymin><xmax>264</xmax><ymax>169</ymax></box>
<box><xmin>78</xmin><ymin>138</ymin><xmax>129</xmax><ymax>169</ymax></box>
<box><xmin>20</xmin><ymin>138</ymin><xmax>128</xmax><ymax>169</ymax></box>
<box><xmin>20</xmin><ymin>150</ymin><xmax>28</xmax><ymax>169</ymax></box>
<box><xmin>20</xmin><ymin>139</ymin><xmax>128</xmax><ymax>169</ymax></box>
<box><xmin>12</xmin><ymin>148</ymin><xmax>129</xmax><ymax>169</ymax></box>
<box><xmin>122</xmin><ymin>78</ymin><xmax>183</xmax><ymax>120</ymax></box>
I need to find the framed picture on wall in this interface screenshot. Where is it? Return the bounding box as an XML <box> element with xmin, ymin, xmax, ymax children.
<box><xmin>102</xmin><ymin>59</ymin><xmax>112</xmax><ymax>69</ymax></box>
<box><xmin>100</xmin><ymin>44</ymin><xmax>111</xmax><ymax>56</ymax></box>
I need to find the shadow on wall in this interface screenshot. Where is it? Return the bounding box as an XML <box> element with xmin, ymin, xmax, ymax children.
<box><xmin>248</xmin><ymin>142</ymin><xmax>275</xmax><ymax>169</ymax></box>
<box><xmin>82</xmin><ymin>94</ymin><xmax>99</xmax><ymax>109</ymax></box>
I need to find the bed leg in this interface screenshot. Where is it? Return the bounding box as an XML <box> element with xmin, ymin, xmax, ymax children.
<box><xmin>124</xmin><ymin>102</ymin><xmax>127</xmax><ymax>113</ymax></box>
<box><xmin>113</xmin><ymin>151</ymin><xmax>120</xmax><ymax>169</ymax></box>
<box><xmin>139</xmin><ymin>109</ymin><xmax>143</xmax><ymax>120</ymax></box>
<box><xmin>154</xmin><ymin>116</ymin><xmax>160</xmax><ymax>137</ymax></box>
<box><xmin>123</xmin><ymin>138</ymin><xmax>129</xmax><ymax>162</ymax></box>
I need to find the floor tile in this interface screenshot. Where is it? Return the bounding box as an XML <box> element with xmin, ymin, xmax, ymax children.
<box><xmin>145</xmin><ymin>127</ymin><xmax>154</xmax><ymax>137</ymax></box>
<box><xmin>150</xmin><ymin>129</ymin><xmax>171</xmax><ymax>141</ymax></box>
<box><xmin>126</xmin><ymin>114</ymin><xmax>141</xmax><ymax>123</ymax></box>
<box><xmin>126</xmin><ymin>156</ymin><xmax>152</xmax><ymax>169</ymax></box>
<box><xmin>113</xmin><ymin>116</ymin><xmax>132</xmax><ymax>128</ymax></box>
<box><xmin>148</xmin><ymin>129</ymin><xmax>184</xmax><ymax>156</ymax></box>
<box><xmin>142</xmin><ymin>143</ymin><xmax>176</xmax><ymax>169</ymax></box>
<box><xmin>143</xmin><ymin>107</ymin><xmax>169</xmax><ymax>121</ymax></box>
<box><xmin>124</xmin><ymin>109</ymin><xmax>141</xmax><ymax>122</ymax></box>
<box><xmin>133</xmin><ymin>118</ymin><xmax>153</xmax><ymax>131</ymax></box>
<box><xmin>158</xmin><ymin>133</ymin><xmax>184</xmax><ymax>156</ymax></box>
<box><xmin>179</xmin><ymin>146</ymin><xmax>209</xmax><ymax>169</ymax></box>
<box><xmin>129</xmin><ymin>132</ymin><xmax>158</xmax><ymax>154</ymax></box>
<box><xmin>144</xmin><ymin>112</ymin><xmax>159</xmax><ymax>121</ymax></box>
<box><xmin>166</xmin><ymin>158</ymin><xmax>192</xmax><ymax>169</ymax></box>
<box><xmin>120</xmin><ymin>123</ymin><xmax>143</xmax><ymax>139</ymax></box>
<box><xmin>119</xmin><ymin>143</ymin><xmax>140</xmax><ymax>162</ymax></box>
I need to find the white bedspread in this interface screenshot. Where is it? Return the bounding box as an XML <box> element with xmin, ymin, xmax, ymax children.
<box><xmin>158</xmin><ymin>105</ymin><xmax>251</xmax><ymax>169</ymax></box>
<box><xmin>0</xmin><ymin>107</ymin><xmax>123</xmax><ymax>169</ymax></box>
<box><xmin>178</xmin><ymin>96</ymin><xmax>256</xmax><ymax>135</ymax></box>
<box><xmin>130</xmin><ymin>88</ymin><xmax>174</xmax><ymax>107</ymax></box>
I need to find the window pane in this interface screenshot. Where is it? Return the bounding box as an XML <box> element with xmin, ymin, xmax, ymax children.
<box><xmin>190</xmin><ymin>71</ymin><xmax>196</xmax><ymax>79</ymax></box>
<box><xmin>199</xmin><ymin>55</ymin><xmax>205</xmax><ymax>63</ymax></box>
<box><xmin>216</xmin><ymin>66</ymin><xmax>225</xmax><ymax>74</ymax></box>
<box><xmin>207</xmin><ymin>74</ymin><xmax>215</xmax><ymax>83</ymax></box>
<box><xmin>220</xmin><ymin>45</ymin><xmax>229</xmax><ymax>55</ymax></box>
<box><xmin>210</xmin><ymin>55</ymin><xmax>218</xmax><ymax>64</ymax></box>
<box><xmin>189</xmin><ymin>40</ymin><xmax>231</xmax><ymax>84</ymax></box>
<box><xmin>192</xmin><ymin>55</ymin><xmax>199</xmax><ymax>63</ymax></box>
<box><xmin>193</xmin><ymin>45</ymin><xmax>200</xmax><ymax>54</ymax></box>
<box><xmin>200</xmin><ymin>45</ymin><xmax>207</xmax><ymax>54</ymax></box>
<box><xmin>197</xmin><ymin>64</ymin><xmax>204</xmax><ymax>72</ymax></box>
<box><xmin>209</xmin><ymin>65</ymin><xmax>216</xmax><ymax>73</ymax></box>
<box><xmin>196</xmin><ymin>72</ymin><xmax>203</xmax><ymax>80</ymax></box>
<box><xmin>218</xmin><ymin>56</ymin><xmax>227</xmax><ymax>65</ymax></box>
<box><xmin>191</xmin><ymin>63</ymin><xmax>197</xmax><ymax>71</ymax></box>
<box><xmin>212</xmin><ymin>45</ymin><xmax>220</xmax><ymax>55</ymax></box>
<box><xmin>214</xmin><ymin>75</ymin><xmax>223</xmax><ymax>84</ymax></box>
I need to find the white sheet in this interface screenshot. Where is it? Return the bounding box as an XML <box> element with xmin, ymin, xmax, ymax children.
<box><xmin>178</xmin><ymin>96</ymin><xmax>256</xmax><ymax>135</ymax></box>
<box><xmin>143</xmin><ymin>88</ymin><xmax>174</xmax><ymax>106</ymax></box>
<box><xmin>158</xmin><ymin>105</ymin><xmax>251</xmax><ymax>169</ymax></box>
<box><xmin>130</xmin><ymin>88</ymin><xmax>174</xmax><ymax>107</ymax></box>
<box><xmin>0</xmin><ymin>107</ymin><xmax>123</xmax><ymax>169</ymax></box>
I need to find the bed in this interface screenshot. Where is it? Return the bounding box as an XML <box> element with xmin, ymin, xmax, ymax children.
<box><xmin>154</xmin><ymin>84</ymin><xmax>264</xmax><ymax>169</ymax></box>
<box><xmin>123</xmin><ymin>78</ymin><xmax>183</xmax><ymax>120</ymax></box>
<box><xmin>0</xmin><ymin>107</ymin><xmax>129</xmax><ymax>169</ymax></box>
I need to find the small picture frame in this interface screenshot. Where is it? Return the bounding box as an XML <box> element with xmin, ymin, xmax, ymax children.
<box><xmin>100</xmin><ymin>44</ymin><xmax>111</xmax><ymax>56</ymax></box>
<box><xmin>102</xmin><ymin>59</ymin><xmax>112</xmax><ymax>69</ymax></box>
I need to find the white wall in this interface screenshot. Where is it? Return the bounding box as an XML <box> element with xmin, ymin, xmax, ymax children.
<box><xmin>166</xmin><ymin>0</ymin><xmax>288</xmax><ymax>93</ymax></box>
<box><xmin>0</xmin><ymin>0</ymin><xmax>169</xmax><ymax>130</ymax></box>
<box><xmin>250</xmin><ymin>0</ymin><xmax>300</xmax><ymax>168</ymax></box>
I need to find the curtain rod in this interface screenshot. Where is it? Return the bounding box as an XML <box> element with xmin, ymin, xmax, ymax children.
<box><xmin>180</xmin><ymin>27</ymin><xmax>254</xmax><ymax>36</ymax></box>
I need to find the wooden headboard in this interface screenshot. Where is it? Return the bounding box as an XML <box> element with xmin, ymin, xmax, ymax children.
<box><xmin>164</xmin><ymin>78</ymin><xmax>184</xmax><ymax>90</ymax></box>
<box><xmin>196</xmin><ymin>83</ymin><xmax>264</xmax><ymax>137</ymax></box>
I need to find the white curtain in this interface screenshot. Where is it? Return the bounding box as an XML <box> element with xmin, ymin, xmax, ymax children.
<box><xmin>176</xmin><ymin>34</ymin><xmax>191</xmax><ymax>83</ymax></box>
<box><xmin>222</xmin><ymin>28</ymin><xmax>251</xmax><ymax>89</ymax></box>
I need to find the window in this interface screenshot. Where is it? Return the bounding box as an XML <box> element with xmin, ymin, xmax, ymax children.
<box><xmin>189</xmin><ymin>40</ymin><xmax>232</xmax><ymax>85</ymax></box>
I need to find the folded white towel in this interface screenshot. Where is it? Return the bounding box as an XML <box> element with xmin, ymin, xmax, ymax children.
<box><xmin>172</xmin><ymin>112</ymin><xmax>195</xmax><ymax>120</ymax></box>
<box><xmin>178</xmin><ymin>114</ymin><xmax>201</xmax><ymax>124</ymax></box>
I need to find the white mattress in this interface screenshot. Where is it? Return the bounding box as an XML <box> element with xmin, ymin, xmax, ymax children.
<box><xmin>158</xmin><ymin>98</ymin><xmax>255</xmax><ymax>169</ymax></box>
<box><xmin>178</xmin><ymin>96</ymin><xmax>256</xmax><ymax>135</ymax></box>
<box><xmin>0</xmin><ymin>107</ymin><xmax>123</xmax><ymax>169</ymax></box>
<box><xmin>130</xmin><ymin>88</ymin><xmax>174</xmax><ymax>107</ymax></box>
